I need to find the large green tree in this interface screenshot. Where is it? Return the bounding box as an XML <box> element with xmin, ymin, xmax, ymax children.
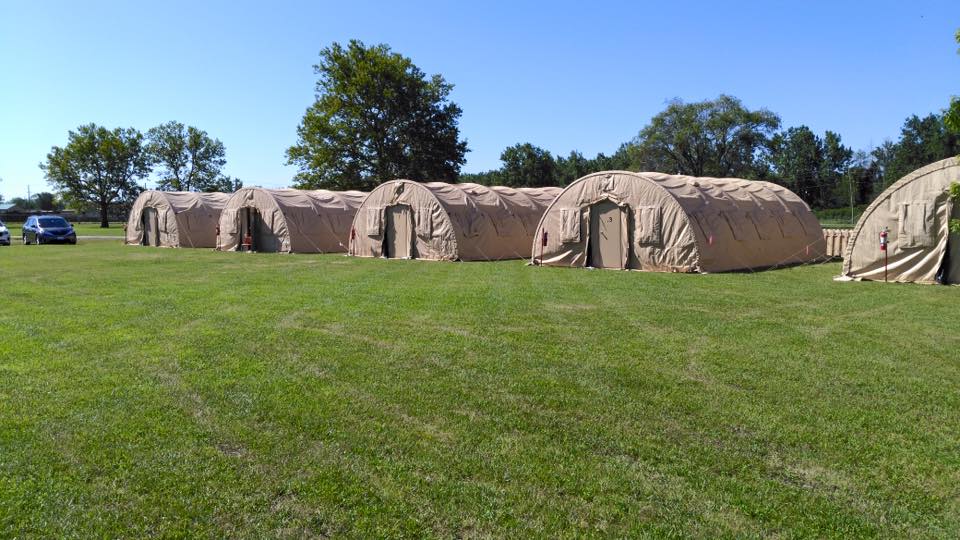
<box><xmin>40</xmin><ymin>124</ymin><xmax>150</xmax><ymax>227</ymax></box>
<box><xmin>555</xmin><ymin>150</ymin><xmax>591</xmax><ymax>186</ymax></box>
<box><xmin>35</xmin><ymin>192</ymin><xmax>61</xmax><ymax>211</ymax></box>
<box><xmin>769</xmin><ymin>126</ymin><xmax>852</xmax><ymax>208</ymax></box>
<box><xmin>946</xmin><ymin>29</ymin><xmax>960</xmax><ymax>134</ymax></box>
<box><xmin>872</xmin><ymin>114</ymin><xmax>960</xmax><ymax>189</ymax></box>
<box><xmin>621</xmin><ymin>95</ymin><xmax>781</xmax><ymax>178</ymax></box>
<box><xmin>498</xmin><ymin>143</ymin><xmax>558</xmax><ymax>187</ymax></box>
<box><xmin>287</xmin><ymin>40</ymin><xmax>468</xmax><ymax>191</ymax></box>
<box><xmin>146</xmin><ymin>121</ymin><xmax>237</xmax><ymax>192</ymax></box>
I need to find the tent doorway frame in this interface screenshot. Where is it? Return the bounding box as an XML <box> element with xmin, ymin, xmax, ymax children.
<box><xmin>383</xmin><ymin>204</ymin><xmax>415</xmax><ymax>259</ymax></box>
<box><xmin>938</xmin><ymin>200</ymin><xmax>960</xmax><ymax>284</ymax></box>
<box><xmin>586</xmin><ymin>199</ymin><xmax>628</xmax><ymax>269</ymax></box>
<box><xmin>238</xmin><ymin>207</ymin><xmax>257</xmax><ymax>252</ymax></box>
<box><xmin>141</xmin><ymin>207</ymin><xmax>160</xmax><ymax>246</ymax></box>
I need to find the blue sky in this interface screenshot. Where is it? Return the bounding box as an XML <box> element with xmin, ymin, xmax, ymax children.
<box><xmin>0</xmin><ymin>0</ymin><xmax>957</xmax><ymax>199</ymax></box>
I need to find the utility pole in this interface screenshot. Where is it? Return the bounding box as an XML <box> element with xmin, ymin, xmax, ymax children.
<box><xmin>849</xmin><ymin>173</ymin><xmax>855</xmax><ymax>226</ymax></box>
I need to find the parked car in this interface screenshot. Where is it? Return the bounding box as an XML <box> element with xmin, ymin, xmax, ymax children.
<box><xmin>22</xmin><ymin>215</ymin><xmax>77</xmax><ymax>245</ymax></box>
<box><xmin>0</xmin><ymin>219</ymin><xmax>9</xmax><ymax>246</ymax></box>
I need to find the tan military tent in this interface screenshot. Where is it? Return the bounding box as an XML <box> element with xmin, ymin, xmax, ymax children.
<box><xmin>126</xmin><ymin>190</ymin><xmax>229</xmax><ymax>248</ymax></box>
<box><xmin>217</xmin><ymin>187</ymin><xmax>366</xmax><ymax>253</ymax></box>
<box><xmin>349</xmin><ymin>180</ymin><xmax>561</xmax><ymax>261</ymax></box>
<box><xmin>532</xmin><ymin>171</ymin><xmax>825</xmax><ymax>272</ymax></box>
<box><xmin>841</xmin><ymin>157</ymin><xmax>960</xmax><ymax>284</ymax></box>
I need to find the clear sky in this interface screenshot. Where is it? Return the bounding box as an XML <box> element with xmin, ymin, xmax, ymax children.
<box><xmin>0</xmin><ymin>0</ymin><xmax>957</xmax><ymax>199</ymax></box>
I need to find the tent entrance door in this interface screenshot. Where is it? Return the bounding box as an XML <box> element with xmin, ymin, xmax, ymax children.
<box><xmin>238</xmin><ymin>207</ymin><xmax>278</xmax><ymax>252</ymax></box>
<box><xmin>384</xmin><ymin>205</ymin><xmax>413</xmax><ymax>259</ymax></box>
<box><xmin>588</xmin><ymin>200</ymin><xmax>624</xmax><ymax>268</ymax></box>
<box><xmin>239</xmin><ymin>207</ymin><xmax>255</xmax><ymax>251</ymax></box>
<box><xmin>142</xmin><ymin>207</ymin><xmax>159</xmax><ymax>246</ymax></box>
<box><xmin>943</xmin><ymin>202</ymin><xmax>960</xmax><ymax>283</ymax></box>
<box><xmin>239</xmin><ymin>207</ymin><xmax>281</xmax><ymax>252</ymax></box>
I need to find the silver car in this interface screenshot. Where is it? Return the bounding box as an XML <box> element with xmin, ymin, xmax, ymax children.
<box><xmin>0</xmin><ymin>219</ymin><xmax>10</xmax><ymax>246</ymax></box>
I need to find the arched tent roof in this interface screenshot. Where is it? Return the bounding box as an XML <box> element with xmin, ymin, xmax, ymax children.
<box><xmin>217</xmin><ymin>187</ymin><xmax>366</xmax><ymax>253</ymax></box>
<box><xmin>842</xmin><ymin>157</ymin><xmax>960</xmax><ymax>283</ymax></box>
<box><xmin>533</xmin><ymin>171</ymin><xmax>825</xmax><ymax>272</ymax></box>
<box><xmin>126</xmin><ymin>190</ymin><xmax>229</xmax><ymax>248</ymax></box>
<box><xmin>349</xmin><ymin>180</ymin><xmax>561</xmax><ymax>261</ymax></box>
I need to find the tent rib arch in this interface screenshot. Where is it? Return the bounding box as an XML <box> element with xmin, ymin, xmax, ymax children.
<box><xmin>349</xmin><ymin>180</ymin><xmax>559</xmax><ymax>261</ymax></box>
<box><xmin>841</xmin><ymin>157</ymin><xmax>960</xmax><ymax>283</ymax></box>
<box><xmin>533</xmin><ymin>170</ymin><xmax>824</xmax><ymax>272</ymax></box>
<box><xmin>126</xmin><ymin>190</ymin><xmax>228</xmax><ymax>248</ymax></box>
<box><xmin>217</xmin><ymin>187</ymin><xmax>365</xmax><ymax>253</ymax></box>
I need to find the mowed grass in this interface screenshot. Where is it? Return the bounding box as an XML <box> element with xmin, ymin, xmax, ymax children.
<box><xmin>71</xmin><ymin>222</ymin><xmax>126</xmax><ymax>236</ymax></box>
<box><xmin>0</xmin><ymin>243</ymin><xmax>958</xmax><ymax>538</ymax></box>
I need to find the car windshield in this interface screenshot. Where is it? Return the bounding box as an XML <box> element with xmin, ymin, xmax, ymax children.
<box><xmin>38</xmin><ymin>217</ymin><xmax>69</xmax><ymax>228</ymax></box>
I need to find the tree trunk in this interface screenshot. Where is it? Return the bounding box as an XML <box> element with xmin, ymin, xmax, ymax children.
<box><xmin>100</xmin><ymin>203</ymin><xmax>109</xmax><ymax>228</ymax></box>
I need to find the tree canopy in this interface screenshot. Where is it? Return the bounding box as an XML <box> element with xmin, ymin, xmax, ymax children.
<box><xmin>621</xmin><ymin>95</ymin><xmax>781</xmax><ymax>178</ymax></box>
<box><xmin>871</xmin><ymin>114</ymin><xmax>960</xmax><ymax>189</ymax></box>
<box><xmin>146</xmin><ymin>121</ymin><xmax>237</xmax><ymax>192</ymax></box>
<box><xmin>946</xmin><ymin>29</ymin><xmax>960</xmax><ymax>135</ymax></box>
<box><xmin>40</xmin><ymin>124</ymin><xmax>150</xmax><ymax>227</ymax></box>
<box><xmin>287</xmin><ymin>40</ymin><xmax>468</xmax><ymax>191</ymax></box>
<box><xmin>497</xmin><ymin>143</ymin><xmax>558</xmax><ymax>187</ymax></box>
<box><xmin>769</xmin><ymin>127</ymin><xmax>853</xmax><ymax>208</ymax></box>
<box><xmin>461</xmin><ymin>94</ymin><xmax>960</xmax><ymax>214</ymax></box>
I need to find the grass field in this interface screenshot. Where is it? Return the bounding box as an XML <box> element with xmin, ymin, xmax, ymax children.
<box><xmin>0</xmin><ymin>243</ymin><xmax>957</xmax><ymax>538</ymax></box>
<box><xmin>2</xmin><ymin>222</ymin><xmax>125</xmax><ymax>239</ymax></box>
<box><xmin>817</xmin><ymin>220</ymin><xmax>856</xmax><ymax>230</ymax></box>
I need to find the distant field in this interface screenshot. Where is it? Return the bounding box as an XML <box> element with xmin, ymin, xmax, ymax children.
<box><xmin>2</xmin><ymin>221</ymin><xmax>125</xmax><ymax>239</ymax></box>
<box><xmin>0</xmin><ymin>243</ymin><xmax>957</xmax><ymax>537</ymax></box>
<box><xmin>818</xmin><ymin>220</ymin><xmax>856</xmax><ymax>230</ymax></box>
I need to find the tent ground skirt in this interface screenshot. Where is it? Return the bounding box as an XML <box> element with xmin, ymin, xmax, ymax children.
<box><xmin>384</xmin><ymin>205</ymin><xmax>413</xmax><ymax>258</ymax></box>
<box><xmin>588</xmin><ymin>200</ymin><xmax>623</xmax><ymax>269</ymax></box>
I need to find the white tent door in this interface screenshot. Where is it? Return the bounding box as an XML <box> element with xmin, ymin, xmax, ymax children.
<box><xmin>142</xmin><ymin>208</ymin><xmax>159</xmax><ymax>246</ymax></box>
<box><xmin>384</xmin><ymin>205</ymin><xmax>413</xmax><ymax>259</ymax></box>
<box><xmin>589</xmin><ymin>201</ymin><xmax>623</xmax><ymax>268</ymax></box>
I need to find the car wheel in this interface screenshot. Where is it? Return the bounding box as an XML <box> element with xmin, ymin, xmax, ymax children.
<box><xmin>35</xmin><ymin>235</ymin><xmax>42</xmax><ymax>245</ymax></box>
<box><xmin>22</xmin><ymin>235</ymin><xmax>28</xmax><ymax>245</ymax></box>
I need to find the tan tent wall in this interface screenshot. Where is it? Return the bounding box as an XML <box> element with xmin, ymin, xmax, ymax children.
<box><xmin>842</xmin><ymin>157</ymin><xmax>960</xmax><ymax>284</ymax></box>
<box><xmin>125</xmin><ymin>191</ymin><xmax>229</xmax><ymax>248</ymax></box>
<box><xmin>217</xmin><ymin>187</ymin><xmax>366</xmax><ymax>253</ymax></box>
<box><xmin>348</xmin><ymin>180</ymin><xmax>561</xmax><ymax>261</ymax></box>
<box><xmin>532</xmin><ymin>171</ymin><xmax>825</xmax><ymax>273</ymax></box>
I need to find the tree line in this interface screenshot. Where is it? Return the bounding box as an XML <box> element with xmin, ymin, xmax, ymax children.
<box><xmin>39</xmin><ymin>122</ymin><xmax>240</xmax><ymax>227</ymax></box>
<box><xmin>286</xmin><ymin>39</ymin><xmax>960</xmax><ymax>214</ymax></box>
<box><xmin>461</xmin><ymin>99</ymin><xmax>960</xmax><ymax>212</ymax></box>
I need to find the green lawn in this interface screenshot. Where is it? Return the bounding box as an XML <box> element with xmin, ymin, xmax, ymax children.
<box><xmin>0</xmin><ymin>243</ymin><xmax>957</xmax><ymax>538</ymax></box>
<box><xmin>818</xmin><ymin>220</ymin><xmax>856</xmax><ymax>230</ymax></box>
<box><xmin>71</xmin><ymin>222</ymin><xmax>126</xmax><ymax>236</ymax></box>
<box><xmin>2</xmin><ymin>222</ymin><xmax>125</xmax><ymax>239</ymax></box>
